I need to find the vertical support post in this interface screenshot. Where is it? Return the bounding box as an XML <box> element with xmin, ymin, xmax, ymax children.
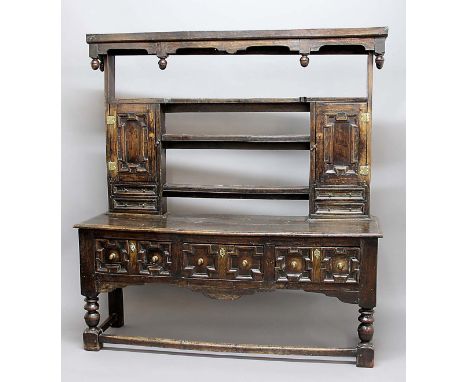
<box><xmin>365</xmin><ymin>53</ymin><xmax>374</xmax><ymax>214</ymax></box>
<box><xmin>356</xmin><ymin>238</ymin><xmax>378</xmax><ymax>367</ymax></box>
<box><xmin>308</xmin><ymin>102</ymin><xmax>316</xmax><ymax>219</ymax></box>
<box><xmin>108</xmin><ymin>288</ymin><xmax>124</xmax><ymax>327</ymax></box>
<box><xmin>104</xmin><ymin>55</ymin><xmax>115</xmax><ymax>103</ymax></box>
<box><xmin>155</xmin><ymin>103</ymin><xmax>167</xmax><ymax>214</ymax></box>
<box><xmin>83</xmin><ymin>295</ymin><xmax>102</xmax><ymax>350</ymax></box>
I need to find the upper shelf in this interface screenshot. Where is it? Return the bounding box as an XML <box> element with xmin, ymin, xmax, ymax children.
<box><xmin>87</xmin><ymin>27</ymin><xmax>388</xmax><ymax>69</ymax></box>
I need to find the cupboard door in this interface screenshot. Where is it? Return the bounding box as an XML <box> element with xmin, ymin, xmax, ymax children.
<box><xmin>315</xmin><ymin>103</ymin><xmax>368</xmax><ymax>186</ymax></box>
<box><xmin>108</xmin><ymin>103</ymin><xmax>155</xmax><ymax>183</ymax></box>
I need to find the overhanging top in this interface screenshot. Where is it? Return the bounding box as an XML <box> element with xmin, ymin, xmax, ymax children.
<box><xmin>87</xmin><ymin>27</ymin><xmax>388</xmax><ymax>44</ymax></box>
<box><xmin>86</xmin><ymin>27</ymin><xmax>388</xmax><ymax>69</ymax></box>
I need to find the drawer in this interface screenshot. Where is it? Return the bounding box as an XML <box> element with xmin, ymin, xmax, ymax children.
<box><xmin>315</xmin><ymin>186</ymin><xmax>365</xmax><ymax>201</ymax></box>
<box><xmin>112</xmin><ymin>197</ymin><xmax>158</xmax><ymax>211</ymax></box>
<box><xmin>95</xmin><ymin>238</ymin><xmax>174</xmax><ymax>277</ymax></box>
<box><xmin>275</xmin><ymin>246</ymin><xmax>361</xmax><ymax>284</ymax></box>
<box><xmin>182</xmin><ymin>243</ymin><xmax>264</xmax><ymax>281</ymax></box>
<box><xmin>314</xmin><ymin>202</ymin><xmax>365</xmax><ymax>215</ymax></box>
<box><xmin>112</xmin><ymin>183</ymin><xmax>156</xmax><ymax>197</ymax></box>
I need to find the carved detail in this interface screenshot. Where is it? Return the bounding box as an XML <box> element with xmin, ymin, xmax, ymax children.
<box><xmin>158</xmin><ymin>56</ymin><xmax>167</xmax><ymax>70</ymax></box>
<box><xmin>275</xmin><ymin>247</ymin><xmax>313</xmax><ymax>282</ymax></box>
<box><xmin>226</xmin><ymin>245</ymin><xmax>264</xmax><ymax>281</ymax></box>
<box><xmin>137</xmin><ymin>241</ymin><xmax>172</xmax><ymax>276</ymax></box>
<box><xmin>358</xmin><ymin>308</ymin><xmax>375</xmax><ymax>343</ymax></box>
<box><xmin>323</xmin><ymin>112</ymin><xmax>360</xmax><ymax>178</ymax></box>
<box><xmin>320</xmin><ymin>247</ymin><xmax>360</xmax><ymax>283</ymax></box>
<box><xmin>90</xmin><ymin>58</ymin><xmax>100</xmax><ymax>70</ymax></box>
<box><xmin>95</xmin><ymin>239</ymin><xmax>130</xmax><ymax>273</ymax></box>
<box><xmin>83</xmin><ymin>296</ymin><xmax>102</xmax><ymax>350</ymax></box>
<box><xmin>183</xmin><ymin>244</ymin><xmax>220</xmax><ymax>278</ymax></box>
<box><xmin>117</xmin><ymin>113</ymin><xmax>150</xmax><ymax>174</ymax></box>
<box><xmin>300</xmin><ymin>54</ymin><xmax>309</xmax><ymax>67</ymax></box>
<box><xmin>375</xmin><ymin>54</ymin><xmax>384</xmax><ymax>69</ymax></box>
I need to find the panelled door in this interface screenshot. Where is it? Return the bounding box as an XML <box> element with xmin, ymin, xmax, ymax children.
<box><xmin>315</xmin><ymin>102</ymin><xmax>368</xmax><ymax>185</ymax></box>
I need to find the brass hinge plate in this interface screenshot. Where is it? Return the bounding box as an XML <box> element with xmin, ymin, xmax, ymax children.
<box><xmin>106</xmin><ymin>115</ymin><xmax>116</xmax><ymax>125</ymax></box>
<box><xmin>359</xmin><ymin>165</ymin><xmax>370</xmax><ymax>176</ymax></box>
<box><xmin>107</xmin><ymin>161</ymin><xmax>117</xmax><ymax>172</ymax></box>
<box><xmin>360</xmin><ymin>112</ymin><xmax>370</xmax><ymax>123</ymax></box>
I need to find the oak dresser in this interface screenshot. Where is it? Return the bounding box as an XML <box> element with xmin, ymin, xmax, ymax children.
<box><xmin>75</xmin><ymin>27</ymin><xmax>388</xmax><ymax>367</ymax></box>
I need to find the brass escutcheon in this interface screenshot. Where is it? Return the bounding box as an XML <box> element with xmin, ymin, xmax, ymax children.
<box><xmin>219</xmin><ymin>247</ymin><xmax>226</xmax><ymax>258</ymax></box>
<box><xmin>291</xmin><ymin>260</ymin><xmax>298</xmax><ymax>270</ymax></box>
<box><xmin>242</xmin><ymin>259</ymin><xmax>249</xmax><ymax>268</ymax></box>
<box><xmin>197</xmin><ymin>258</ymin><xmax>204</xmax><ymax>266</ymax></box>
<box><xmin>336</xmin><ymin>261</ymin><xmax>345</xmax><ymax>271</ymax></box>
<box><xmin>151</xmin><ymin>255</ymin><xmax>160</xmax><ymax>263</ymax></box>
<box><xmin>108</xmin><ymin>252</ymin><xmax>117</xmax><ymax>261</ymax></box>
<box><xmin>314</xmin><ymin>249</ymin><xmax>320</xmax><ymax>259</ymax></box>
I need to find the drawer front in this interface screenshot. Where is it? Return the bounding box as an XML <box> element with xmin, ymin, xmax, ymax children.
<box><xmin>275</xmin><ymin>246</ymin><xmax>361</xmax><ymax>284</ymax></box>
<box><xmin>112</xmin><ymin>183</ymin><xmax>156</xmax><ymax>197</ymax></box>
<box><xmin>112</xmin><ymin>197</ymin><xmax>158</xmax><ymax>212</ymax></box>
<box><xmin>182</xmin><ymin>243</ymin><xmax>264</xmax><ymax>281</ymax></box>
<box><xmin>95</xmin><ymin>238</ymin><xmax>174</xmax><ymax>277</ymax></box>
<box><xmin>315</xmin><ymin>186</ymin><xmax>365</xmax><ymax>201</ymax></box>
<box><xmin>314</xmin><ymin>202</ymin><xmax>365</xmax><ymax>215</ymax></box>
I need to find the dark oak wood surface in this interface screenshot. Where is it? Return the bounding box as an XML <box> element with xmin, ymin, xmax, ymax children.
<box><xmin>75</xmin><ymin>213</ymin><xmax>382</xmax><ymax>238</ymax></box>
<box><xmin>79</xmin><ymin>27</ymin><xmax>387</xmax><ymax>367</ymax></box>
<box><xmin>87</xmin><ymin>27</ymin><xmax>388</xmax><ymax>44</ymax></box>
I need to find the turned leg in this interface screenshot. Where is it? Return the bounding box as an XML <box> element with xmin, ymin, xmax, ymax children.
<box><xmin>108</xmin><ymin>288</ymin><xmax>124</xmax><ymax>327</ymax></box>
<box><xmin>356</xmin><ymin>307</ymin><xmax>374</xmax><ymax>368</ymax></box>
<box><xmin>83</xmin><ymin>295</ymin><xmax>102</xmax><ymax>351</ymax></box>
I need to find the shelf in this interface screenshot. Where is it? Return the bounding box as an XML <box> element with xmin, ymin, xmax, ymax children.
<box><xmin>162</xmin><ymin>135</ymin><xmax>310</xmax><ymax>150</ymax></box>
<box><xmin>87</xmin><ymin>28</ymin><xmax>388</xmax><ymax>63</ymax></box>
<box><xmin>163</xmin><ymin>184</ymin><xmax>309</xmax><ymax>200</ymax></box>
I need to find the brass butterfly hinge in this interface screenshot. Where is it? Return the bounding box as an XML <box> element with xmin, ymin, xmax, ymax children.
<box><xmin>107</xmin><ymin>161</ymin><xmax>117</xmax><ymax>172</ymax></box>
<box><xmin>360</xmin><ymin>112</ymin><xmax>370</xmax><ymax>123</ymax></box>
<box><xmin>106</xmin><ymin>115</ymin><xmax>116</xmax><ymax>125</ymax></box>
<box><xmin>359</xmin><ymin>165</ymin><xmax>370</xmax><ymax>176</ymax></box>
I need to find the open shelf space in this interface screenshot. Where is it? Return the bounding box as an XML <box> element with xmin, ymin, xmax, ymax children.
<box><xmin>163</xmin><ymin>184</ymin><xmax>309</xmax><ymax>200</ymax></box>
<box><xmin>162</xmin><ymin>134</ymin><xmax>310</xmax><ymax>150</ymax></box>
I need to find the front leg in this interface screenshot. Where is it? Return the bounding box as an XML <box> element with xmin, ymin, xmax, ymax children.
<box><xmin>356</xmin><ymin>307</ymin><xmax>374</xmax><ymax>367</ymax></box>
<box><xmin>83</xmin><ymin>295</ymin><xmax>102</xmax><ymax>351</ymax></box>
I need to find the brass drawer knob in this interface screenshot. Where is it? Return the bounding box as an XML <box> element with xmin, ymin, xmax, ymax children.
<box><xmin>151</xmin><ymin>255</ymin><xmax>160</xmax><ymax>263</ymax></box>
<box><xmin>242</xmin><ymin>259</ymin><xmax>249</xmax><ymax>268</ymax></box>
<box><xmin>291</xmin><ymin>260</ymin><xmax>298</xmax><ymax>270</ymax></box>
<box><xmin>197</xmin><ymin>258</ymin><xmax>204</xmax><ymax>266</ymax></box>
<box><xmin>130</xmin><ymin>243</ymin><xmax>136</xmax><ymax>252</ymax></box>
<box><xmin>336</xmin><ymin>261</ymin><xmax>345</xmax><ymax>271</ymax></box>
<box><xmin>108</xmin><ymin>252</ymin><xmax>118</xmax><ymax>261</ymax></box>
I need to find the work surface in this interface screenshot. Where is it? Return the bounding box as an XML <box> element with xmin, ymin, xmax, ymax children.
<box><xmin>75</xmin><ymin>213</ymin><xmax>382</xmax><ymax>238</ymax></box>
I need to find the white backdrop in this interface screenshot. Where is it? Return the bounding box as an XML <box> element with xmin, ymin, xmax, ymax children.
<box><xmin>62</xmin><ymin>1</ymin><xmax>405</xmax><ymax>380</ymax></box>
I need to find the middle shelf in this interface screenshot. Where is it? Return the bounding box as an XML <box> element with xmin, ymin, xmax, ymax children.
<box><xmin>161</xmin><ymin>134</ymin><xmax>310</xmax><ymax>150</ymax></box>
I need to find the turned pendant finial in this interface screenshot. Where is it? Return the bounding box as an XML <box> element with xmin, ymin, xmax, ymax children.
<box><xmin>300</xmin><ymin>54</ymin><xmax>309</xmax><ymax>67</ymax></box>
<box><xmin>90</xmin><ymin>58</ymin><xmax>100</xmax><ymax>70</ymax></box>
<box><xmin>375</xmin><ymin>54</ymin><xmax>384</xmax><ymax>69</ymax></box>
<box><xmin>158</xmin><ymin>57</ymin><xmax>168</xmax><ymax>70</ymax></box>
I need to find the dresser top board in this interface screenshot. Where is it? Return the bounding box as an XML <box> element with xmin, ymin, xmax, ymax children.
<box><xmin>75</xmin><ymin>213</ymin><xmax>382</xmax><ymax>238</ymax></box>
<box><xmin>87</xmin><ymin>27</ymin><xmax>388</xmax><ymax>43</ymax></box>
